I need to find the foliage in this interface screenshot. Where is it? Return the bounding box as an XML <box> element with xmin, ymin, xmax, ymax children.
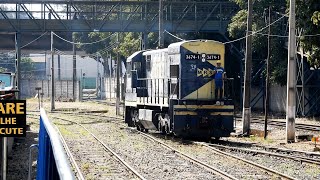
<box><xmin>228</xmin><ymin>0</ymin><xmax>288</xmax><ymax>85</ymax></box>
<box><xmin>0</xmin><ymin>67</ymin><xmax>8</xmax><ymax>73</ymax></box>
<box><xmin>296</xmin><ymin>0</ymin><xmax>320</xmax><ymax>69</ymax></box>
<box><xmin>21</xmin><ymin>57</ymin><xmax>35</xmax><ymax>73</ymax></box>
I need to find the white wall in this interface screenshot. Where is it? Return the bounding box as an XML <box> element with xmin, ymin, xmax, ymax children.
<box><xmin>46</xmin><ymin>55</ymin><xmax>104</xmax><ymax>79</ymax></box>
<box><xmin>251</xmin><ymin>84</ymin><xmax>287</xmax><ymax>113</ymax></box>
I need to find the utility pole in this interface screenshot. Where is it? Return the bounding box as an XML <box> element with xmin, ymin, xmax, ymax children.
<box><xmin>242</xmin><ymin>0</ymin><xmax>253</xmax><ymax>135</ymax></box>
<box><xmin>73</xmin><ymin>43</ymin><xmax>77</xmax><ymax>101</ymax></box>
<box><xmin>109</xmin><ymin>53</ymin><xmax>112</xmax><ymax>101</ymax></box>
<box><xmin>286</xmin><ymin>0</ymin><xmax>296</xmax><ymax>143</ymax></box>
<box><xmin>2</xmin><ymin>137</ymin><xmax>7</xmax><ymax>180</ymax></box>
<box><xmin>159</xmin><ymin>0</ymin><xmax>164</xmax><ymax>48</ymax></box>
<box><xmin>141</xmin><ymin>32</ymin><xmax>147</xmax><ymax>50</ymax></box>
<box><xmin>116</xmin><ymin>33</ymin><xmax>120</xmax><ymax>115</ymax></box>
<box><xmin>50</xmin><ymin>31</ymin><xmax>55</xmax><ymax>111</ymax></box>
<box><xmin>58</xmin><ymin>55</ymin><xmax>61</xmax><ymax>80</ymax></box>
<box><xmin>15</xmin><ymin>32</ymin><xmax>21</xmax><ymax>99</ymax></box>
<box><xmin>264</xmin><ymin>6</ymin><xmax>271</xmax><ymax>139</ymax></box>
<box><xmin>96</xmin><ymin>52</ymin><xmax>100</xmax><ymax>99</ymax></box>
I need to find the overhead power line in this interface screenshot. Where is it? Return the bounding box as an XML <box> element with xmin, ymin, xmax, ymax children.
<box><xmin>53</xmin><ymin>32</ymin><xmax>116</xmax><ymax>45</ymax></box>
<box><xmin>164</xmin><ymin>30</ymin><xmax>185</xmax><ymax>41</ymax></box>
<box><xmin>21</xmin><ymin>31</ymin><xmax>48</xmax><ymax>49</ymax></box>
<box><xmin>224</xmin><ymin>13</ymin><xmax>288</xmax><ymax>45</ymax></box>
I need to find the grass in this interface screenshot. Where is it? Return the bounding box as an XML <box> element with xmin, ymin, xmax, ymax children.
<box><xmin>248</xmin><ymin>135</ymin><xmax>275</xmax><ymax>144</ymax></box>
<box><xmin>249</xmin><ymin>135</ymin><xmax>256</xmax><ymax>141</ymax></box>
<box><xmin>82</xmin><ymin>163</ymin><xmax>90</xmax><ymax>172</ymax></box>
<box><xmin>305</xmin><ymin>164</ymin><xmax>320</xmax><ymax>177</ymax></box>
<box><xmin>57</xmin><ymin>126</ymin><xmax>75</xmax><ymax>137</ymax></box>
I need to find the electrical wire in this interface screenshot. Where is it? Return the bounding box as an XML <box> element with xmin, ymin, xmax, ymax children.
<box><xmin>21</xmin><ymin>31</ymin><xmax>48</xmax><ymax>49</ymax></box>
<box><xmin>52</xmin><ymin>32</ymin><xmax>116</xmax><ymax>45</ymax></box>
<box><xmin>223</xmin><ymin>13</ymin><xmax>288</xmax><ymax>44</ymax></box>
<box><xmin>299</xmin><ymin>33</ymin><xmax>320</xmax><ymax>37</ymax></box>
<box><xmin>164</xmin><ymin>30</ymin><xmax>185</xmax><ymax>41</ymax></box>
<box><xmin>251</xmin><ymin>32</ymin><xmax>288</xmax><ymax>38</ymax></box>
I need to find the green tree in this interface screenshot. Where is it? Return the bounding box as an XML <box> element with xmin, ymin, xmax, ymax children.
<box><xmin>228</xmin><ymin>0</ymin><xmax>288</xmax><ymax>85</ymax></box>
<box><xmin>0</xmin><ymin>67</ymin><xmax>8</xmax><ymax>73</ymax></box>
<box><xmin>21</xmin><ymin>57</ymin><xmax>35</xmax><ymax>74</ymax></box>
<box><xmin>296</xmin><ymin>0</ymin><xmax>320</xmax><ymax>69</ymax></box>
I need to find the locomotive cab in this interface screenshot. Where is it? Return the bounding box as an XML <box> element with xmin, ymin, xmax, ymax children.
<box><xmin>167</xmin><ymin>40</ymin><xmax>234</xmax><ymax>138</ymax></box>
<box><xmin>125</xmin><ymin>40</ymin><xmax>235</xmax><ymax>139</ymax></box>
<box><xmin>0</xmin><ymin>72</ymin><xmax>18</xmax><ymax>100</ymax></box>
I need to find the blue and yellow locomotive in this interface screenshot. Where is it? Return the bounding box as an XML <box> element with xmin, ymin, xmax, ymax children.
<box><xmin>125</xmin><ymin>40</ymin><xmax>234</xmax><ymax>139</ymax></box>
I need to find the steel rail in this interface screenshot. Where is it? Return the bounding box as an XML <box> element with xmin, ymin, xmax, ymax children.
<box><xmin>201</xmin><ymin>143</ymin><xmax>320</xmax><ymax>166</ymax></box>
<box><xmin>49</xmin><ymin>116</ymin><xmax>146</xmax><ymax>180</ymax></box>
<box><xmin>198</xmin><ymin>143</ymin><xmax>297</xmax><ymax>180</ymax></box>
<box><xmin>39</xmin><ymin>109</ymin><xmax>76</xmax><ymax>180</ymax></box>
<box><xmin>27</xmin><ymin>113</ymin><xmax>82</xmax><ymax>180</ymax></box>
<box><xmin>236</xmin><ymin>118</ymin><xmax>320</xmax><ymax>131</ymax></box>
<box><xmin>54</xmin><ymin>125</ymin><xmax>85</xmax><ymax>180</ymax></box>
<box><xmin>137</xmin><ymin>131</ymin><xmax>238</xmax><ymax>180</ymax></box>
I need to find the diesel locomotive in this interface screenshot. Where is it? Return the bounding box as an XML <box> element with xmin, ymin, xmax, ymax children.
<box><xmin>124</xmin><ymin>40</ymin><xmax>234</xmax><ymax>139</ymax></box>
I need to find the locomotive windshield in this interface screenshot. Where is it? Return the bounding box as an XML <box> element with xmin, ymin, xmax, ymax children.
<box><xmin>0</xmin><ymin>74</ymin><xmax>12</xmax><ymax>88</ymax></box>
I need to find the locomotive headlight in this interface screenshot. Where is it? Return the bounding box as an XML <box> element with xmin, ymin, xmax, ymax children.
<box><xmin>201</xmin><ymin>53</ymin><xmax>206</xmax><ymax>62</ymax></box>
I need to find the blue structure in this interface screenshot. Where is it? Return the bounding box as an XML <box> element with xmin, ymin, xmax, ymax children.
<box><xmin>36</xmin><ymin>109</ymin><xmax>75</xmax><ymax>180</ymax></box>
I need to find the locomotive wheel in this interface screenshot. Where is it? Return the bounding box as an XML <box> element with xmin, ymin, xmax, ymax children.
<box><xmin>136</xmin><ymin>124</ymin><xmax>141</xmax><ymax>131</ymax></box>
<box><xmin>131</xmin><ymin>109</ymin><xmax>139</xmax><ymax>128</ymax></box>
<box><xmin>158</xmin><ymin>115</ymin><xmax>166</xmax><ymax>135</ymax></box>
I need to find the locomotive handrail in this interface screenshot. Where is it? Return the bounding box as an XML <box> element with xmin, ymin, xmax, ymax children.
<box><xmin>136</xmin><ymin>77</ymin><xmax>169</xmax><ymax>80</ymax></box>
<box><xmin>37</xmin><ymin>108</ymin><xmax>75</xmax><ymax>180</ymax></box>
<box><xmin>135</xmin><ymin>77</ymin><xmax>234</xmax><ymax>81</ymax></box>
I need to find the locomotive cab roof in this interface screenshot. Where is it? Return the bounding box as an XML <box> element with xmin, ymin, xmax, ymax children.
<box><xmin>127</xmin><ymin>50</ymin><xmax>145</xmax><ymax>62</ymax></box>
<box><xmin>168</xmin><ymin>39</ymin><xmax>223</xmax><ymax>54</ymax></box>
<box><xmin>142</xmin><ymin>48</ymin><xmax>168</xmax><ymax>56</ymax></box>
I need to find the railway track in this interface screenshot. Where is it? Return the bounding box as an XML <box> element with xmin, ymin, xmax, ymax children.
<box><xmin>236</xmin><ymin>118</ymin><xmax>320</xmax><ymax>131</ymax></box>
<box><xmin>31</xmin><ymin>112</ymin><xmax>232</xmax><ymax>179</ymax></box>
<box><xmin>28</xmin><ymin>110</ymin><xmax>320</xmax><ymax>179</ymax></box>
<box><xmin>50</xmin><ymin>113</ymin><xmax>235</xmax><ymax>179</ymax></box>
<box><xmin>55</xmin><ymin>112</ymin><xmax>297</xmax><ymax>179</ymax></box>
<box><xmin>136</xmin><ymin>131</ymin><xmax>238</xmax><ymax>180</ymax></box>
<box><xmin>27</xmin><ymin>113</ymin><xmax>145</xmax><ymax>180</ymax></box>
<box><xmin>198</xmin><ymin>143</ymin><xmax>296</xmax><ymax>180</ymax></box>
<box><xmin>82</xmin><ymin>99</ymin><xmax>320</xmax><ymax>131</ymax></box>
<box><xmin>200</xmin><ymin>143</ymin><xmax>320</xmax><ymax>165</ymax></box>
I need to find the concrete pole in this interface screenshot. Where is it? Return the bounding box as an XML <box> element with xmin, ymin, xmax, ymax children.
<box><xmin>242</xmin><ymin>0</ymin><xmax>253</xmax><ymax>135</ymax></box>
<box><xmin>109</xmin><ymin>54</ymin><xmax>112</xmax><ymax>101</ymax></box>
<box><xmin>159</xmin><ymin>0</ymin><xmax>164</xmax><ymax>48</ymax></box>
<box><xmin>2</xmin><ymin>137</ymin><xmax>7</xmax><ymax>180</ymax></box>
<box><xmin>72</xmin><ymin>43</ymin><xmax>77</xmax><ymax>101</ymax></box>
<box><xmin>57</xmin><ymin>55</ymin><xmax>61</xmax><ymax>80</ymax></box>
<box><xmin>50</xmin><ymin>31</ymin><xmax>55</xmax><ymax>111</ymax></box>
<box><xmin>96</xmin><ymin>53</ymin><xmax>99</xmax><ymax>99</ymax></box>
<box><xmin>141</xmin><ymin>32</ymin><xmax>148</xmax><ymax>50</ymax></box>
<box><xmin>15</xmin><ymin>32</ymin><xmax>21</xmax><ymax>99</ymax></box>
<box><xmin>116</xmin><ymin>33</ymin><xmax>120</xmax><ymax>115</ymax></box>
<box><xmin>286</xmin><ymin>0</ymin><xmax>296</xmax><ymax>143</ymax></box>
<box><xmin>264</xmin><ymin>6</ymin><xmax>271</xmax><ymax>139</ymax></box>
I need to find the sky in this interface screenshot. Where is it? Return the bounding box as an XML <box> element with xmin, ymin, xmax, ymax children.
<box><xmin>4</xmin><ymin>4</ymin><xmax>65</xmax><ymax>19</ymax></box>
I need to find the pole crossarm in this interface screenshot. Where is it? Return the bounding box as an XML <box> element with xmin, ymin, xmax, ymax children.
<box><xmin>0</xmin><ymin>1</ymin><xmax>239</xmax><ymax>33</ymax></box>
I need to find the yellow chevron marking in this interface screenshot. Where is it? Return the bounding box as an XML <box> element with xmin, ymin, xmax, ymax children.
<box><xmin>202</xmin><ymin>68</ymin><xmax>208</xmax><ymax>77</ymax></box>
<box><xmin>197</xmin><ymin>68</ymin><xmax>203</xmax><ymax>77</ymax></box>
<box><xmin>197</xmin><ymin>68</ymin><xmax>215</xmax><ymax>77</ymax></box>
<box><xmin>208</xmin><ymin>68</ymin><xmax>215</xmax><ymax>77</ymax></box>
